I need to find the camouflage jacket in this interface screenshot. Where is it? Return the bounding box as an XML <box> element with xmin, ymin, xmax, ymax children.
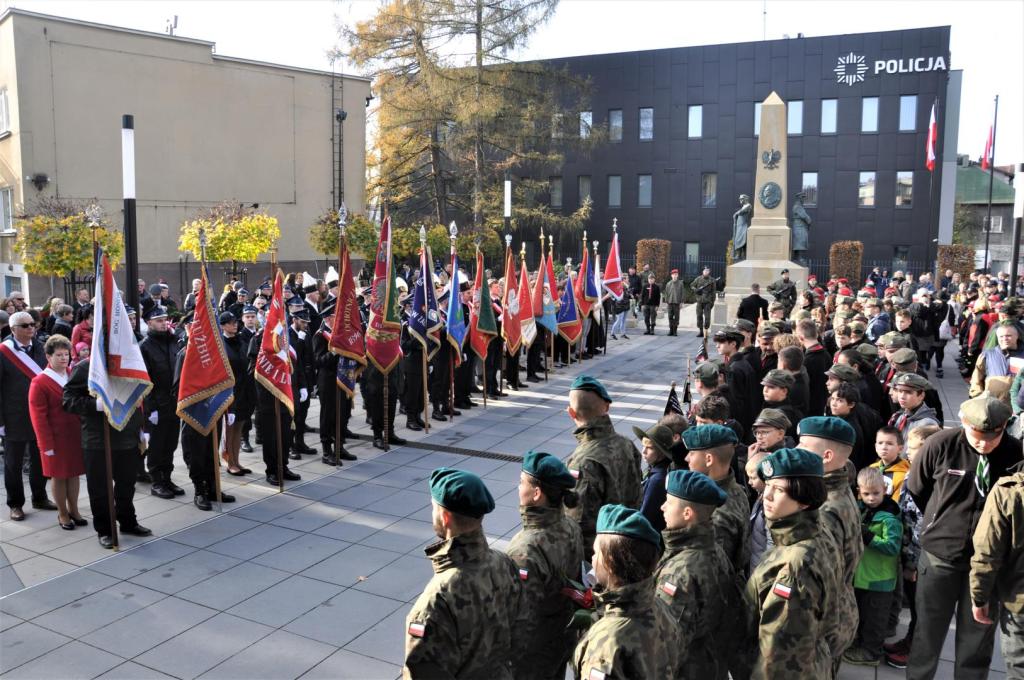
<box><xmin>654</xmin><ymin>523</ymin><xmax>743</xmax><ymax>679</ymax></box>
<box><xmin>573</xmin><ymin>577</ymin><xmax>681</xmax><ymax>680</ymax></box>
<box><xmin>404</xmin><ymin>528</ymin><xmax>522</xmax><ymax>679</ymax></box>
<box><xmin>745</xmin><ymin>509</ymin><xmax>837</xmax><ymax>680</ymax></box>
<box><xmin>691</xmin><ymin>275</ymin><xmax>717</xmax><ymax>304</ymax></box>
<box><xmin>819</xmin><ymin>468</ymin><xmax>864</xmax><ymax>659</ymax></box>
<box><xmin>713</xmin><ymin>474</ymin><xmax>752</xmax><ymax>579</ymax></box>
<box><xmin>566</xmin><ymin>415</ymin><xmax>643</xmax><ymax>559</ymax></box>
<box><xmin>506</xmin><ymin>504</ymin><xmax>585</xmax><ymax>680</ymax></box>
<box><xmin>970</xmin><ymin>465</ymin><xmax>1024</xmax><ymax>614</ymax></box>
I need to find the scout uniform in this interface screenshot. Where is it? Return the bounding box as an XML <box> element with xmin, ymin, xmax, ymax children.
<box><xmin>761</xmin><ymin>369</ymin><xmax>801</xmax><ymax>437</ymax></box>
<box><xmin>506</xmin><ymin>452</ymin><xmax>584</xmax><ymax>680</ymax></box>
<box><xmin>404</xmin><ymin>468</ymin><xmax>522</xmax><ymax>679</ymax></box>
<box><xmin>662</xmin><ymin>270</ymin><xmax>687</xmax><ymax>336</ymax></box>
<box><xmin>634</xmin><ymin>424</ymin><xmax>674</xmax><ymax>533</ymax></box>
<box><xmin>887</xmin><ymin>373</ymin><xmax>940</xmax><ymax>446</ymax></box>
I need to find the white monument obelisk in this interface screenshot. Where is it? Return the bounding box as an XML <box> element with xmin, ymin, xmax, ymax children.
<box><xmin>717</xmin><ymin>92</ymin><xmax>808</xmax><ymax>324</ymax></box>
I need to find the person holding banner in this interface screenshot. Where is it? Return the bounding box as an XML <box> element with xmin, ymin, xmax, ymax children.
<box><xmin>139</xmin><ymin>305</ymin><xmax>185</xmax><ymax>499</ymax></box>
<box><xmin>314</xmin><ymin>300</ymin><xmax>357</xmax><ymax>465</ymax></box>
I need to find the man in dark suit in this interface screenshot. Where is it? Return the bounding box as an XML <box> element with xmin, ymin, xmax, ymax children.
<box><xmin>288</xmin><ymin>305</ymin><xmax>317</xmax><ymax>458</ymax></box>
<box><xmin>737</xmin><ymin>283</ymin><xmax>769</xmax><ymax>328</ymax></box>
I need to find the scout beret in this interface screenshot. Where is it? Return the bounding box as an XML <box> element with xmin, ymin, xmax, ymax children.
<box><xmin>891</xmin><ymin>348</ymin><xmax>918</xmax><ymax>366</ymax></box>
<box><xmin>632</xmin><ymin>424</ymin><xmax>675</xmax><ymax>461</ymax></box>
<box><xmin>682</xmin><ymin>423</ymin><xmax>738</xmax><ymax>451</ymax></box>
<box><xmin>835</xmin><ymin>309</ymin><xmax>855</xmax><ymax>320</ymax></box>
<box><xmin>570</xmin><ymin>375</ymin><xmax>612</xmax><ymax>403</ymax></box>
<box><xmin>761</xmin><ymin>369</ymin><xmax>794</xmax><ymax>389</ymax></box>
<box><xmin>892</xmin><ymin>372</ymin><xmax>932</xmax><ymax>391</ymax></box>
<box><xmin>237</xmin><ymin>289</ymin><xmax>249</xmax><ymax>297</ymax></box>
<box><xmin>865</xmin><ymin>298</ymin><xmax>882</xmax><ymax>307</ymax></box>
<box><xmin>887</xmin><ymin>333</ymin><xmax>910</xmax><ymax>349</ymax></box>
<box><xmin>848</xmin><ymin>321</ymin><xmax>867</xmax><ymax>334</ymax></box>
<box><xmin>792</xmin><ymin>309</ymin><xmax>811</xmax><ymax>321</ymax></box>
<box><xmin>522</xmin><ymin>451</ymin><xmax>576</xmax><ymax>490</ymax></box>
<box><xmin>826</xmin><ymin>364</ymin><xmax>860</xmax><ymax>382</ymax></box>
<box><xmin>753</xmin><ymin>408</ymin><xmax>792</xmax><ymax>431</ymax></box>
<box><xmin>218</xmin><ymin>311</ymin><xmax>236</xmax><ymax>325</ymax></box>
<box><xmin>665</xmin><ymin>470</ymin><xmax>727</xmax><ymax>507</ymax></box>
<box><xmin>124</xmin><ymin>305</ymin><xmax>136</xmax><ymax>315</ymax></box>
<box><xmin>429</xmin><ymin>468</ymin><xmax>495</xmax><ymax>518</ymax></box>
<box><xmin>797</xmin><ymin>416</ymin><xmax>857</xmax><ymax>445</ymax></box>
<box><xmin>769</xmin><ymin>301</ymin><xmax>785</xmax><ymax>312</ymax></box>
<box><xmin>836</xmin><ymin>295</ymin><xmax>855</xmax><ymax>306</ymax></box>
<box><xmin>757</xmin><ymin>324</ymin><xmax>780</xmax><ymax>338</ymax></box>
<box><xmin>459</xmin><ymin>281</ymin><xmax>472</xmax><ymax>292</ymax></box>
<box><xmin>734</xmin><ymin>319</ymin><xmax>756</xmax><ymax>334</ymax></box>
<box><xmin>781</xmin><ymin>268</ymin><xmax>790</xmax><ymax>274</ymax></box>
<box><xmin>856</xmin><ymin>343</ymin><xmax>879</xmax><ymax>360</ymax></box>
<box><xmin>694</xmin><ymin>362</ymin><xmax>720</xmax><ymax>383</ymax></box>
<box><xmin>596</xmin><ymin>504</ymin><xmax>660</xmax><ymax>546</ymax></box>
<box><xmin>960</xmin><ymin>394</ymin><xmax>1012</xmax><ymax>432</ymax></box>
<box><xmin>758</xmin><ymin>447</ymin><xmax>824</xmax><ymax>480</ymax></box>
<box><xmin>143</xmin><ymin>305</ymin><xmax>167</xmax><ymax>321</ymax></box>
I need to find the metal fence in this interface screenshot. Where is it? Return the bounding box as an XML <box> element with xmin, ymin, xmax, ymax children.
<box><xmin>621</xmin><ymin>254</ymin><xmax>728</xmax><ymax>280</ymax></box>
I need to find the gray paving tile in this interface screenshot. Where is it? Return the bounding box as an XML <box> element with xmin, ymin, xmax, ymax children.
<box><xmin>287</xmin><ymin>480</ymin><xmax>352</xmax><ymax>500</ymax></box>
<box><xmin>8</xmin><ymin>523</ymin><xmax>95</xmax><ymax>554</ymax></box>
<box><xmin>135</xmin><ymin>612</ymin><xmax>274</xmax><ymax>679</ymax></box>
<box><xmin>366</xmin><ymin>466</ymin><xmax>432</xmax><ymax>489</ymax></box>
<box><xmin>33</xmin><ymin>581</ymin><xmax>166</xmax><ymax>638</ymax></box>
<box><xmin>128</xmin><ymin>549</ymin><xmax>241</xmax><ymax>595</ymax></box>
<box><xmin>176</xmin><ymin>561</ymin><xmax>291</xmax><ymax>610</ymax></box>
<box><xmin>284</xmin><ymin>588</ymin><xmax>403</xmax><ymax>647</ymax></box>
<box><xmin>200</xmin><ymin>629</ymin><xmax>336</xmax><ymax>679</ymax></box>
<box><xmin>9</xmin><ymin>553</ymin><xmax>77</xmax><ymax>587</ymax></box>
<box><xmin>95</xmin><ymin>661</ymin><xmax>177</xmax><ymax>679</ymax></box>
<box><xmin>231</xmin><ymin>493</ymin><xmax>314</xmax><ymax>522</ymax></box>
<box><xmin>334</xmin><ymin>460</ymin><xmax>398</xmax><ymax>483</ymax></box>
<box><xmin>88</xmin><ymin>537</ymin><xmax>196</xmax><ymax>579</ymax></box>
<box><xmin>268</xmin><ymin>502</ymin><xmax>351</xmax><ymax>532</ymax></box>
<box><xmin>251</xmin><ymin>533</ymin><xmax>349</xmax><ymax>572</ymax></box>
<box><xmin>360</xmin><ymin>518</ymin><xmax>437</xmax><ymax>554</ymax></box>
<box><xmin>0</xmin><ymin>622</ymin><xmax>71</xmax><ymax>673</ymax></box>
<box><xmin>227</xmin><ymin>574</ymin><xmax>343</xmax><ymax>627</ymax></box>
<box><xmin>364</xmin><ymin>490</ymin><xmax>432</xmax><ymax>518</ymax></box>
<box><xmin>0</xmin><ymin>609</ymin><xmax>22</xmax><ymax>632</ymax></box>
<box><xmin>4</xmin><ymin>640</ymin><xmax>123</xmax><ymax>679</ymax></box>
<box><xmin>301</xmin><ymin>648</ymin><xmax>401</xmax><ymax>680</ymax></box>
<box><xmin>0</xmin><ymin>564</ymin><xmax>25</xmax><ymax>596</ymax></box>
<box><xmin>165</xmin><ymin>515</ymin><xmax>261</xmax><ymax>549</ymax></box>
<box><xmin>0</xmin><ymin>567</ymin><xmax>118</xmax><ymax>620</ymax></box>
<box><xmin>304</xmin><ymin>544</ymin><xmax>403</xmax><ymax>587</ymax></box>
<box><xmin>374</xmin><ymin>448</ymin><xmax>430</xmax><ymax>466</ymax></box>
<box><xmin>313</xmin><ymin>510</ymin><xmax>401</xmax><ymax>543</ymax></box>
<box><xmin>81</xmin><ymin>596</ymin><xmax>217</xmax><ymax>658</ymax></box>
<box><xmin>203</xmin><ymin>523</ymin><xmax>304</xmax><ymax>561</ymax></box>
<box><xmin>343</xmin><ymin>603</ymin><xmax>412</xmax><ymax>666</ymax></box>
<box><xmin>352</xmin><ymin>555</ymin><xmax>433</xmax><ymax>602</ymax></box>
<box><xmin>404</xmin><ymin>450</ymin><xmax>470</xmax><ymax>470</ymax></box>
<box><xmin>447</xmin><ymin>455</ymin><xmax>507</xmax><ymax>476</ymax></box>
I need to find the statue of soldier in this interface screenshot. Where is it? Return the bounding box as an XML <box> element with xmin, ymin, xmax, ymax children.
<box><xmin>792</xmin><ymin>192</ymin><xmax>812</xmax><ymax>264</ymax></box>
<box><xmin>732</xmin><ymin>195</ymin><xmax>753</xmax><ymax>261</ymax></box>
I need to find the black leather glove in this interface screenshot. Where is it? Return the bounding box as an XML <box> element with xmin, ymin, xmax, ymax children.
<box><xmin>862</xmin><ymin>527</ymin><xmax>875</xmax><ymax>546</ymax></box>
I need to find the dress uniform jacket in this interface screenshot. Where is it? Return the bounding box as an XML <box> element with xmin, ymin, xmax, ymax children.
<box><xmin>819</xmin><ymin>468</ymin><xmax>864</xmax><ymax>663</ymax></box>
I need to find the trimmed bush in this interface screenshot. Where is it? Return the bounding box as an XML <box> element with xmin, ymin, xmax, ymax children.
<box><xmin>829</xmin><ymin>241</ymin><xmax>863</xmax><ymax>284</ymax></box>
<box><xmin>636</xmin><ymin>238</ymin><xmax>672</xmax><ymax>283</ymax></box>
<box><xmin>937</xmin><ymin>244</ymin><xmax>976</xmax><ymax>279</ymax></box>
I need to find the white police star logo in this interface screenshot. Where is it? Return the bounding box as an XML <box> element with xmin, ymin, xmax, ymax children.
<box><xmin>834</xmin><ymin>52</ymin><xmax>868</xmax><ymax>86</ymax></box>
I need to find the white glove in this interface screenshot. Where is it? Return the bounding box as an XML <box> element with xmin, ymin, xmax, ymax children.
<box><xmin>43</xmin><ymin>449</ymin><xmax>55</xmax><ymax>457</ymax></box>
<box><xmin>148</xmin><ymin>411</ymin><xmax>159</xmax><ymax>425</ymax></box>
<box><xmin>0</xmin><ymin>426</ymin><xmax>5</xmax><ymax>437</ymax></box>
<box><xmin>300</xmin><ymin>388</ymin><xmax>309</xmax><ymax>403</ymax></box>
<box><xmin>141</xmin><ymin>432</ymin><xmax>151</xmax><ymax>446</ymax></box>
<box><xmin>95</xmin><ymin>399</ymin><xmax>105</xmax><ymax>412</ymax></box>
<box><xmin>227</xmin><ymin>413</ymin><xmax>236</xmax><ymax>426</ymax></box>
<box><xmin>297</xmin><ymin>330</ymin><xmax>307</xmax><ymax>340</ymax></box>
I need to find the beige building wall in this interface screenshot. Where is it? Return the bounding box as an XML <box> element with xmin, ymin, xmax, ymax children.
<box><xmin>0</xmin><ymin>9</ymin><xmax>369</xmax><ymax>303</ymax></box>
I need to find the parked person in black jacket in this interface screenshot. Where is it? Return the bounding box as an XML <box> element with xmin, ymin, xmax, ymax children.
<box><xmin>738</xmin><ymin>283</ymin><xmax>770</xmax><ymax>329</ymax></box>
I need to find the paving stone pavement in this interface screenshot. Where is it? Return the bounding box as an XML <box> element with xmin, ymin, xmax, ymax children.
<box><xmin>0</xmin><ymin>325</ymin><xmax>1009</xmax><ymax>679</ymax></box>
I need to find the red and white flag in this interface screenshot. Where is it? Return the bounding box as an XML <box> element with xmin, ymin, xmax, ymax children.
<box><xmin>925</xmin><ymin>102</ymin><xmax>938</xmax><ymax>172</ymax></box>
<box><xmin>602</xmin><ymin>228</ymin><xmax>624</xmax><ymax>300</ymax></box>
<box><xmin>254</xmin><ymin>270</ymin><xmax>294</xmax><ymax>415</ymax></box>
<box><xmin>981</xmin><ymin>125</ymin><xmax>993</xmax><ymax>170</ymax></box>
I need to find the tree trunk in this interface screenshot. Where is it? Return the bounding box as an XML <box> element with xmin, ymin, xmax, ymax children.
<box><xmin>473</xmin><ymin>0</ymin><xmax>483</xmax><ymax>230</ymax></box>
<box><xmin>430</xmin><ymin>124</ymin><xmax>447</xmax><ymax>225</ymax></box>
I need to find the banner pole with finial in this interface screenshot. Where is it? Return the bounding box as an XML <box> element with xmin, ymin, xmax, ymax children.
<box><xmin>449</xmin><ymin>222</ymin><xmax>458</xmax><ymax>421</ymax></box>
<box><xmin>335</xmin><ymin>203</ymin><xmax>347</xmax><ymax>465</ymax></box>
<box><xmin>419</xmin><ymin>225</ymin><xmax>431</xmax><ymax>434</ymax></box>
<box><xmin>199</xmin><ymin>228</ymin><xmax>224</xmax><ymax>511</ymax></box>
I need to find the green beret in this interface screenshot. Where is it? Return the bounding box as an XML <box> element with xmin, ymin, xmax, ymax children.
<box><xmin>848</xmin><ymin>320</ymin><xmax>866</xmax><ymax>334</ymax></box>
<box><xmin>761</xmin><ymin>369</ymin><xmax>794</xmax><ymax>389</ymax></box>
<box><xmin>836</xmin><ymin>295</ymin><xmax>855</xmax><ymax>306</ymax></box>
<box><xmin>734</xmin><ymin>319</ymin><xmax>756</xmax><ymax>334</ymax></box>
<box><xmin>694</xmin><ymin>362</ymin><xmax>720</xmax><ymax>383</ymax></box>
<box><xmin>892</xmin><ymin>372</ymin><xmax>932</xmax><ymax>391</ymax></box>
<box><xmin>768</xmin><ymin>301</ymin><xmax>785</xmax><ymax>312</ymax></box>
<box><xmin>888</xmin><ymin>333</ymin><xmax>910</xmax><ymax>349</ymax></box>
<box><xmin>596</xmin><ymin>504</ymin><xmax>661</xmax><ymax>546</ymax></box>
<box><xmin>826</xmin><ymin>364</ymin><xmax>860</xmax><ymax>382</ymax></box>
<box><xmin>856</xmin><ymin>343</ymin><xmax>879</xmax><ymax>360</ymax></box>
<box><xmin>797</xmin><ymin>416</ymin><xmax>857</xmax><ymax>445</ymax></box>
<box><xmin>757</xmin><ymin>447</ymin><xmax>824</xmax><ymax>480</ymax></box>
<box><xmin>570</xmin><ymin>374</ymin><xmax>612</xmax><ymax>403</ymax></box>
<box><xmin>891</xmin><ymin>348</ymin><xmax>918</xmax><ymax>366</ymax></box>
<box><xmin>960</xmin><ymin>394</ymin><xmax>1012</xmax><ymax>432</ymax></box>
<box><xmin>682</xmin><ymin>423</ymin><xmax>738</xmax><ymax>451</ymax></box>
<box><xmin>877</xmin><ymin>331</ymin><xmax>898</xmax><ymax>348</ymax></box>
<box><xmin>665</xmin><ymin>470</ymin><xmax>727</xmax><ymax>507</ymax></box>
<box><xmin>865</xmin><ymin>298</ymin><xmax>882</xmax><ymax>307</ymax></box>
<box><xmin>522</xmin><ymin>451</ymin><xmax>576</xmax><ymax>490</ymax></box>
<box><xmin>792</xmin><ymin>309</ymin><xmax>812</xmax><ymax>321</ymax></box>
<box><xmin>753</xmin><ymin>408</ymin><xmax>792</xmax><ymax>431</ymax></box>
<box><xmin>429</xmin><ymin>468</ymin><xmax>495</xmax><ymax>518</ymax></box>
<box><xmin>632</xmin><ymin>424</ymin><xmax>674</xmax><ymax>461</ymax></box>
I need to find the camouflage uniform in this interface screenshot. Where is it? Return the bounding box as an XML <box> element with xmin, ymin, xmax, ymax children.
<box><xmin>404</xmin><ymin>527</ymin><xmax>522</xmax><ymax>679</ymax></box>
<box><xmin>654</xmin><ymin>523</ymin><xmax>743</xmax><ymax>679</ymax></box>
<box><xmin>506</xmin><ymin>504</ymin><xmax>585</xmax><ymax>680</ymax></box>
<box><xmin>745</xmin><ymin>508</ymin><xmax>838</xmax><ymax>680</ymax></box>
<box><xmin>566</xmin><ymin>415</ymin><xmax>643</xmax><ymax>559</ymax></box>
<box><xmin>713</xmin><ymin>474</ymin><xmax>752</xmax><ymax>578</ymax></box>
<box><xmin>573</xmin><ymin>577</ymin><xmax>681</xmax><ymax>679</ymax></box>
<box><xmin>819</xmin><ymin>468</ymin><xmax>864</xmax><ymax>673</ymax></box>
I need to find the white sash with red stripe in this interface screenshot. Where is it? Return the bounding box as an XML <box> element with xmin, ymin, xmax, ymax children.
<box><xmin>0</xmin><ymin>338</ymin><xmax>43</xmax><ymax>380</ymax></box>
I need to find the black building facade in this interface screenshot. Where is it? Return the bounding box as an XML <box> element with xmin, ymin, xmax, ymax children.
<box><xmin>545</xmin><ymin>26</ymin><xmax>953</xmax><ymax>272</ymax></box>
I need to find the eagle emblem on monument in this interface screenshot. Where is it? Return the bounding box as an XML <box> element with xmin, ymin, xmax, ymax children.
<box><xmin>761</xmin><ymin>148</ymin><xmax>781</xmax><ymax>170</ymax></box>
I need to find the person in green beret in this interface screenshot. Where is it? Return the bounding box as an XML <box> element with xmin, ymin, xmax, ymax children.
<box><xmin>564</xmin><ymin>375</ymin><xmax>643</xmax><ymax>561</ymax></box>
<box><xmin>505</xmin><ymin>452</ymin><xmax>584</xmax><ymax>680</ymax></box>
<box><xmin>656</xmin><ymin>470</ymin><xmax>745</xmax><ymax>679</ymax></box>
<box><xmin>745</xmin><ymin>448</ymin><xmax>839</xmax><ymax>680</ymax></box>
<box><xmin>573</xmin><ymin>504</ymin><xmax>681</xmax><ymax>679</ymax></box>
<box><xmin>404</xmin><ymin>468</ymin><xmax>522</xmax><ymax>679</ymax></box>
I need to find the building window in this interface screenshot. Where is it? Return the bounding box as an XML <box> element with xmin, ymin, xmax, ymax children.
<box><xmin>0</xmin><ymin>187</ymin><xmax>12</xmax><ymax>233</ymax></box>
<box><xmin>893</xmin><ymin>246</ymin><xmax>910</xmax><ymax>269</ymax></box>
<box><xmin>0</xmin><ymin>88</ymin><xmax>9</xmax><ymax>134</ymax></box>
<box><xmin>754</xmin><ymin>102</ymin><xmax>762</xmax><ymax>136</ymax></box>
<box><xmin>862</xmin><ymin>97</ymin><xmax>879</xmax><ymax>133</ymax></box>
<box><xmin>788</xmin><ymin>100</ymin><xmax>803</xmax><ymax>135</ymax></box>
<box><xmin>984</xmin><ymin>216</ymin><xmax>1004</xmax><ymax>233</ymax></box>
<box><xmin>801</xmin><ymin>172</ymin><xmax>818</xmax><ymax>207</ymax></box>
<box><xmin>821</xmin><ymin>99</ymin><xmax>837</xmax><ymax>134</ymax></box>
<box><xmin>684</xmin><ymin>242</ymin><xmax>700</xmax><ymax>276</ymax></box>
<box><xmin>896</xmin><ymin>171</ymin><xmax>913</xmax><ymax>207</ymax></box>
<box><xmin>4</xmin><ymin>275</ymin><xmax>21</xmax><ymax>297</ymax></box>
<box><xmin>608</xmin><ymin>109</ymin><xmax>623</xmax><ymax>142</ymax></box>
<box><xmin>580</xmin><ymin>111</ymin><xmax>592</xmax><ymax>139</ymax></box>
<box><xmin>578</xmin><ymin>175</ymin><xmax>591</xmax><ymax>206</ymax></box>
<box><xmin>899</xmin><ymin>95</ymin><xmax>917</xmax><ymax>132</ymax></box>
<box><xmin>701</xmin><ymin>173</ymin><xmax>717</xmax><ymax>208</ymax></box>
<box><xmin>608</xmin><ymin>175</ymin><xmax>621</xmax><ymax>208</ymax></box>
<box><xmin>858</xmin><ymin>171</ymin><xmax>876</xmax><ymax>207</ymax></box>
<box><xmin>688</xmin><ymin>105</ymin><xmax>702</xmax><ymax>138</ymax></box>
<box><xmin>639</xmin><ymin>107</ymin><xmax>654</xmax><ymax>140</ymax></box>
<box><xmin>549</xmin><ymin>177</ymin><xmax>562</xmax><ymax>208</ymax></box>
<box><xmin>638</xmin><ymin>174</ymin><xmax>652</xmax><ymax>207</ymax></box>
<box><xmin>551</xmin><ymin>113</ymin><xmax>564</xmax><ymax>139</ymax></box>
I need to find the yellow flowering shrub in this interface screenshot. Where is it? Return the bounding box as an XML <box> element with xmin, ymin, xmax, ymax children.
<box><xmin>309</xmin><ymin>211</ymin><xmax>379</xmax><ymax>259</ymax></box>
<box><xmin>179</xmin><ymin>202</ymin><xmax>280</xmax><ymax>262</ymax></box>
<box><xmin>14</xmin><ymin>212</ymin><xmax>125</xmax><ymax>276</ymax></box>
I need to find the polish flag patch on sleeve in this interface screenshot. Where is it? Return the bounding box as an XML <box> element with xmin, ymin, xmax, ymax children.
<box><xmin>408</xmin><ymin>622</ymin><xmax>426</xmax><ymax>638</ymax></box>
<box><xmin>588</xmin><ymin>669</ymin><xmax>607</xmax><ymax>680</ymax></box>
<box><xmin>772</xmin><ymin>582</ymin><xmax>792</xmax><ymax>600</ymax></box>
<box><xmin>660</xmin><ymin>581</ymin><xmax>677</xmax><ymax>597</ymax></box>
<box><xmin>518</xmin><ymin>568</ymin><xmax>529</xmax><ymax>581</ymax></box>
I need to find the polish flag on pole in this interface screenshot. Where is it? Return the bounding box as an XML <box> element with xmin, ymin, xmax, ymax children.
<box><xmin>926</xmin><ymin>102</ymin><xmax>938</xmax><ymax>172</ymax></box>
<box><xmin>602</xmin><ymin>224</ymin><xmax>624</xmax><ymax>300</ymax></box>
<box><xmin>981</xmin><ymin>126</ymin><xmax>993</xmax><ymax>170</ymax></box>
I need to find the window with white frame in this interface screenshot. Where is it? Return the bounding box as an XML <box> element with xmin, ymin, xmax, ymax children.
<box><xmin>608</xmin><ymin>109</ymin><xmax>623</xmax><ymax>142</ymax></box>
<box><xmin>984</xmin><ymin>216</ymin><xmax>1003</xmax><ymax>233</ymax></box>
<box><xmin>549</xmin><ymin>177</ymin><xmax>562</xmax><ymax>208</ymax></box>
<box><xmin>639</xmin><ymin>107</ymin><xmax>654</xmax><ymax>140</ymax></box>
<box><xmin>0</xmin><ymin>187</ymin><xmax>13</xmax><ymax>233</ymax></box>
<box><xmin>688</xmin><ymin>105</ymin><xmax>702</xmax><ymax>138</ymax></box>
<box><xmin>821</xmin><ymin>99</ymin><xmax>837</xmax><ymax>134</ymax></box>
<box><xmin>607</xmin><ymin>175</ymin><xmax>621</xmax><ymax>208</ymax></box>
<box><xmin>580</xmin><ymin>111</ymin><xmax>592</xmax><ymax>139</ymax></box>
<box><xmin>0</xmin><ymin>88</ymin><xmax>9</xmax><ymax>134</ymax></box>
<box><xmin>788</xmin><ymin>100</ymin><xmax>803</xmax><ymax>134</ymax></box>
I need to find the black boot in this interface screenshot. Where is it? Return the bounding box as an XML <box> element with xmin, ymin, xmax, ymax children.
<box><xmin>150</xmin><ymin>471</ymin><xmax>175</xmax><ymax>499</ymax></box>
<box><xmin>405</xmin><ymin>418</ymin><xmax>423</xmax><ymax>431</ymax></box>
<box><xmin>321</xmin><ymin>441</ymin><xmax>338</xmax><ymax>466</ymax></box>
<box><xmin>388</xmin><ymin>431</ymin><xmax>408</xmax><ymax>445</ymax></box>
<box><xmin>165</xmin><ymin>475</ymin><xmax>185</xmax><ymax>496</ymax></box>
<box><xmin>431</xmin><ymin>407</ymin><xmax>448</xmax><ymax>422</ymax></box>
<box><xmin>193</xmin><ymin>483</ymin><xmax>212</xmax><ymax>511</ymax></box>
<box><xmin>240</xmin><ymin>438</ymin><xmax>254</xmax><ymax>453</ymax></box>
<box><xmin>337</xmin><ymin>444</ymin><xmax>357</xmax><ymax>461</ymax></box>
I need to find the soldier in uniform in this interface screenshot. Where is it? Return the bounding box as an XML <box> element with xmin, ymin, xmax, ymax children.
<box><xmin>746</xmin><ymin>447</ymin><xmax>837</xmax><ymax>680</ymax></box>
<box><xmin>656</xmin><ymin>469</ymin><xmax>743</xmax><ymax>679</ymax></box>
<box><xmin>139</xmin><ymin>305</ymin><xmax>185</xmax><ymax>498</ymax></box>
<box><xmin>795</xmin><ymin>416</ymin><xmax>863</xmax><ymax>676</ymax></box>
<box><xmin>573</xmin><ymin>504</ymin><xmax>681</xmax><ymax>679</ymax></box>
<box><xmin>312</xmin><ymin>300</ymin><xmax>357</xmax><ymax>465</ymax></box>
<box><xmin>400</xmin><ymin>299</ymin><xmax>426</xmax><ymax>430</ymax></box>
<box><xmin>506</xmin><ymin>451</ymin><xmax>584</xmax><ymax>680</ymax></box>
<box><xmin>663</xmin><ymin>268</ymin><xmax>686</xmax><ymax>336</ymax></box>
<box><xmin>404</xmin><ymin>468</ymin><xmax>522</xmax><ymax>678</ymax></box>
<box><xmin>767</xmin><ymin>268</ymin><xmax>798</xmax><ymax>316</ymax></box>
<box><xmin>691</xmin><ymin>267</ymin><xmax>717</xmax><ymax>337</ymax></box>
<box><xmin>287</xmin><ymin>305</ymin><xmax>316</xmax><ymax>458</ymax></box>
<box><xmin>564</xmin><ymin>375</ymin><xmax>643</xmax><ymax>560</ymax></box>
<box><xmin>238</xmin><ymin>305</ymin><xmax>259</xmax><ymax>452</ymax></box>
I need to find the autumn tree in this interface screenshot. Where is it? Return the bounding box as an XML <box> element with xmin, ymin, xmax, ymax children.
<box><xmin>14</xmin><ymin>197</ymin><xmax>124</xmax><ymax>276</ymax></box>
<box><xmin>178</xmin><ymin>202</ymin><xmax>281</xmax><ymax>266</ymax></box>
